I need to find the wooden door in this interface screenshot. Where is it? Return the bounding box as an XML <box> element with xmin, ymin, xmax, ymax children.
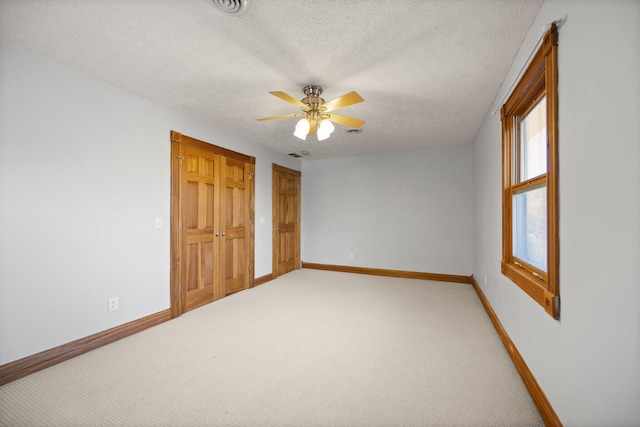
<box><xmin>179</xmin><ymin>145</ymin><xmax>221</xmax><ymax>312</ymax></box>
<box><xmin>221</xmin><ymin>158</ymin><xmax>253</xmax><ymax>296</ymax></box>
<box><xmin>272</xmin><ymin>164</ymin><xmax>301</xmax><ymax>277</ymax></box>
<box><xmin>171</xmin><ymin>131</ymin><xmax>255</xmax><ymax>317</ymax></box>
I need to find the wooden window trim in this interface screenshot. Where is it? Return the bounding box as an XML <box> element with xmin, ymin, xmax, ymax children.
<box><xmin>501</xmin><ymin>24</ymin><xmax>559</xmax><ymax>319</ymax></box>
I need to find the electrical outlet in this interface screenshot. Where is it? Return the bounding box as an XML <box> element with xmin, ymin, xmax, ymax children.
<box><xmin>484</xmin><ymin>275</ymin><xmax>488</xmax><ymax>287</ymax></box>
<box><xmin>108</xmin><ymin>297</ymin><xmax>118</xmax><ymax>312</ymax></box>
<box><xmin>349</xmin><ymin>252</ymin><xmax>354</xmax><ymax>260</ymax></box>
<box><xmin>154</xmin><ymin>217</ymin><xmax>162</xmax><ymax>229</ymax></box>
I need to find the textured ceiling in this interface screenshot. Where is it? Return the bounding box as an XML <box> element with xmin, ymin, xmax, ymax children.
<box><xmin>0</xmin><ymin>0</ymin><xmax>542</xmax><ymax>159</ymax></box>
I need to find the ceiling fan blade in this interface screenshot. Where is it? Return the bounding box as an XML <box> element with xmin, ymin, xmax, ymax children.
<box><xmin>321</xmin><ymin>91</ymin><xmax>364</xmax><ymax>112</ymax></box>
<box><xmin>256</xmin><ymin>113</ymin><xmax>301</xmax><ymax>121</ymax></box>
<box><xmin>269</xmin><ymin>91</ymin><xmax>309</xmax><ymax>110</ymax></box>
<box><xmin>328</xmin><ymin>114</ymin><xmax>365</xmax><ymax>128</ymax></box>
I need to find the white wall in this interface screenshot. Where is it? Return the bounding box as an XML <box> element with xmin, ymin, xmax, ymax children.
<box><xmin>302</xmin><ymin>144</ymin><xmax>473</xmax><ymax>275</ymax></box>
<box><xmin>0</xmin><ymin>40</ymin><xmax>300</xmax><ymax>365</ymax></box>
<box><xmin>473</xmin><ymin>0</ymin><xmax>640</xmax><ymax>425</ymax></box>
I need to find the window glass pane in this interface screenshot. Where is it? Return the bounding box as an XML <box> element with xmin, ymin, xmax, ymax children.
<box><xmin>519</xmin><ymin>96</ymin><xmax>547</xmax><ymax>181</ymax></box>
<box><xmin>512</xmin><ymin>185</ymin><xmax>547</xmax><ymax>272</ymax></box>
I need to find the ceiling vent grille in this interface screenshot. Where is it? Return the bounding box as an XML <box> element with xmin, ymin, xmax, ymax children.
<box><xmin>208</xmin><ymin>0</ymin><xmax>250</xmax><ymax>15</ymax></box>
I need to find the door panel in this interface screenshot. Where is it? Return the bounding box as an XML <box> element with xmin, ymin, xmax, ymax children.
<box><xmin>222</xmin><ymin>158</ymin><xmax>251</xmax><ymax>296</ymax></box>
<box><xmin>183</xmin><ymin>148</ymin><xmax>220</xmax><ymax>312</ymax></box>
<box><xmin>273</xmin><ymin>164</ymin><xmax>300</xmax><ymax>277</ymax></box>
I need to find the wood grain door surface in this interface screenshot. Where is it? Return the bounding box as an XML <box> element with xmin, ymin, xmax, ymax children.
<box><xmin>221</xmin><ymin>158</ymin><xmax>252</xmax><ymax>296</ymax></box>
<box><xmin>273</xmin><ymin>164</ymin><xmax>301</xmax><ymax>277</ymax></box>
<box><xmin>182</xmin><ymin>145</ymin><xmax>221</xmax><ymax>312</ymax></box>
<box><xmin>171</xmin><ymin>131</ymin><xmax>254</xmax><ymax>316</ymax></box>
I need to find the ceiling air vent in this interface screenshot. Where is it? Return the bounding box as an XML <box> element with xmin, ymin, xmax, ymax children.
<box><xmin>208</xmin><ymin>0</ymin><xmax>250</xmax><ymax>15</ymax></box>
<box><xmin>288</xmin><ymin>153</ymin><xmax>302</xmax><ymax>158</ymax></box>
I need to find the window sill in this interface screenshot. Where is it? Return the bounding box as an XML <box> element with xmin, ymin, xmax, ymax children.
<box><xmin>502</xmin><ymin>261</ymin><xmax>559</xmax><ymax>319</ymax></box>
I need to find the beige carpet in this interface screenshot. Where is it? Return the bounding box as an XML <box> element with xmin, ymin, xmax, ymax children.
<box><xmin>0</xmin><ymin>269</ymin><xmax>543</xmax><ymax>426</ymax></box>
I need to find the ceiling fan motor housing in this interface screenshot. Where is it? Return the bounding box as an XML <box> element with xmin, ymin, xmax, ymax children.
<box><xmin>302</xmin><ymin>85</ymin><xmax>325</xmax><ymax>108</ymax></box>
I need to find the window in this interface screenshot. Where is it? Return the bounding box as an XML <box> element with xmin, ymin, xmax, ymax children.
<box><xmin>501</xmin><ymin>24</ymin><xmax>559</xmax><ymax>319</ymax></box>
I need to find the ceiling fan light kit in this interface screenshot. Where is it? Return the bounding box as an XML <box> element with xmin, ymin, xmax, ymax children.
<box><xmin>257</xmin><ymin>85</ymin><xmax>365</xmax><ymax>142</ymax></box>
<box><xmin>293</xmin><ymin>118</ymin><xmax>310</xmax><ymax>140</ymax></box>
<box><xmin>316</xmin><ymin>119</ymin><xmax>335</xmax><ymax>141</ymax></box>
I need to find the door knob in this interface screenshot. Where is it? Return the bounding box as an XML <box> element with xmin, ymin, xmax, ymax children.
<box><xmin>216</xmin><ymin>232</ymin><xmax>220</xmax><ymax>236</ymax></box>
<box><xmin>276</xmin><ymin>227</ymin><xmax>281</xmax><ymax>232</ymax></box>
<box><xmin>222</xmin><ymin>232</ymin><xmax>226</xmax><ymax>236</ymax></box>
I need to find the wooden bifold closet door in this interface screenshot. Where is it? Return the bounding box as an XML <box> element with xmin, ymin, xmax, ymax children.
<box><xmin>171</xmin><ymin>131</ymin><xmax>255</xmax><ymax>317</ymax></box>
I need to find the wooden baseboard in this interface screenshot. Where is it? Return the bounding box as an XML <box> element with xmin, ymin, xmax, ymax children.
<box><xmin>254</xmin><ymin>273</ymin><xmax>275</xmax><ymax>286</ymax></box>
<box><xmin>301</xmin><ymin>262</ymin><xmax>473</xmax><ymax>284</ymax></box>
<box><xmin>470</xmin><ymin>276</ymin><xmax>562</xmax><ymax>427</ymax></box>
<box><xmin>0</xmin><ymin>309</ymin><xmax>172</xmax><ymax>386</ymax></box>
